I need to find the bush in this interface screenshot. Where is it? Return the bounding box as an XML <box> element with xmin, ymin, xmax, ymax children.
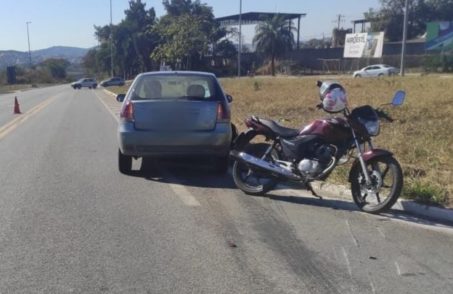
<box><xmin>403</xmin><ymin>181</ymin><xmax>448</xmax><ymax>206</ymax></box>
<box><xmin>424</xmin><ymin>54</ymin><xmax>453</xmax><ymax>73</ymax></box>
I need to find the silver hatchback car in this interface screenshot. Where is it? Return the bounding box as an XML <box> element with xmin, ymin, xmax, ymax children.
<box><xmin>117</xmin><ymin>71</ymin><xmax>233</xmax><ymax>174</ymax></box>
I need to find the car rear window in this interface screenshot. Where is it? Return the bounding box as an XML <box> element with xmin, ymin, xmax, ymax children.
<box><xmin>132</xmin><ymin>75</ymin><xmax>217</xmax><ymax>101</ymax></box>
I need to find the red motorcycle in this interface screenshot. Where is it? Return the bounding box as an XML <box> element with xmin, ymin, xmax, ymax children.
<box><xmin>230</xmin><ymin>81</ymin><xmax>406</xmax><ymax>213</ymax></box>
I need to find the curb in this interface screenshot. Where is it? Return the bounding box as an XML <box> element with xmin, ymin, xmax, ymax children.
<box><xmin>103</xmin><ymin>89</ymin><xmax>117</xmax><ymax>98</ymax></box>
<box><xmin>309</xmin><ymin>181</ymin><xmax>453</xmax><ymax>224</ymax></box>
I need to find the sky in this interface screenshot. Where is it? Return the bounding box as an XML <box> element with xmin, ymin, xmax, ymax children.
<box><xmin>0</xmin><ymin>0</ymin><xmax>380</xmax><ymax>51</ymax></box>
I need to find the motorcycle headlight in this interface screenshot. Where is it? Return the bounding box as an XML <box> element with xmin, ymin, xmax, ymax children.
<box><xmin>360</xmin><ymin>119</ymin><xmax>380</xmax><ymax>136</ymax></box>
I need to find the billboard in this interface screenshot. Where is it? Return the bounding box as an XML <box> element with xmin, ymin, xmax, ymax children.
<box><xmin>426</xmin><ymin>21</ymin><xmax>453</xmax><ymax>52</ymax></box>
<box><xmin>343</xmin><ymin>32</ymin><xmax>384</xmax><ymax>58</ymax></box>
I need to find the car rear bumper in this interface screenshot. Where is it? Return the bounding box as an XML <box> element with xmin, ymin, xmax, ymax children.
<box><xmin>118</xmin><ymin>122</ymin><xmax>232</xmax><ymax>157</ymax></box>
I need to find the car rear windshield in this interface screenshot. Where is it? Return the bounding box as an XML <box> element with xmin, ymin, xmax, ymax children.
<box><xmin>131</xmin><ymin>74</ymin><xmax>219</xmax><ymax>101</ymax></box>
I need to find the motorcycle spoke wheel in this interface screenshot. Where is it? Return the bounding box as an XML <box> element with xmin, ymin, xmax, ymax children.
<box><xmin>351</xmin><ymin>156</ymin><xmax>403</xmax><ymax>213</ymax></box>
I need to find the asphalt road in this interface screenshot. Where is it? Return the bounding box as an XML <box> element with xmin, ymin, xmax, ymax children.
<box><xmin>0</xmin><ymin>86</ymin><xmax>452</xmax><ymax>293</ymax></box>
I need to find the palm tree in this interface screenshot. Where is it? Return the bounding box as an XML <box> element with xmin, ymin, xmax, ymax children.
<box><xmin>253</xmin><ymin>14</ymin><xmax>295</xmax><ymax>76</ymax></box>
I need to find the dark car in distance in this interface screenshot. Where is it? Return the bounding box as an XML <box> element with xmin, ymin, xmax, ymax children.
<box><xmin>100</xmin><ymin>77</ymin><xmax>126</xmax><ymax>87</ymax></box>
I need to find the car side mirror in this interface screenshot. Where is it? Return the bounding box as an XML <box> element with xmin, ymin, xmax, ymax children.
<box><xmin>116</xmin><ymin>94</ymin><xmax>126</xmax><ymax>102</ymax></box>
<box><xmin>226</xmin><ymin>94</ymin><xmax>233</xmax><ymax>103</ymax></box>
<box><xmin>392</xmin><ymin>90</ymin><xmax>405</xmax><ymax>106</ymax></box>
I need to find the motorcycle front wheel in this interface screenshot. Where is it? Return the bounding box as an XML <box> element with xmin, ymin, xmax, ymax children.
<box><xmin>232</xmin><ymin>142</ymin><xmax>280</xmax><ymax>195</ymax></box>
<box><xmin>350</xmin><ymin>156</ymin><xmax>403</xmax><ymax>213</ymax></box>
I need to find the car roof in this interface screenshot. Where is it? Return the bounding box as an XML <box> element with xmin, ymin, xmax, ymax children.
<box><xmin>137</xmin><ymin>71</ymin><xmax>217</xmax><ymax>78</ymax></box>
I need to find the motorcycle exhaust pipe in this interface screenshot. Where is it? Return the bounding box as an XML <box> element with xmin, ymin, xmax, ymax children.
<box><xmin>230</xmin><ymin>151</ymin><xmax>301</xmax><ymax>181</ymax></box>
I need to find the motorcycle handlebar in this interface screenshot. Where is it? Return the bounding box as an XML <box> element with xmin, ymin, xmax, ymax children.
<box><xmin>375</xmin><ymin>108</ymin><xmax>394</xmax><ymax>122</ymax></box>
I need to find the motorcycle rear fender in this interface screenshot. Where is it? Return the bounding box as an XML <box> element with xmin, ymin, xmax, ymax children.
<box><xmin>348</xmin><ymin>149</ymin><xmax>394</xmax><ymax>182</ymax></box>
<box><xmin>232</xmin><ymin>129</ymin><xmax>272</xmax><ymax>150</ymax></box>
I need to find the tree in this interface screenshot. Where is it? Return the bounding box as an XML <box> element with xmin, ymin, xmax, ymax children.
<box><xmin>365</xmin><ymin>0</ymin><xmax>453</xmax><ymax>41</ymax></box>
<box><xmin>40</xmin><ymin>58</ymin><xmax>70</xmax><ymax>79</ymax></box>
<box><xmin>253</xmin><ymin>15</ymin><xmax>295</xmax><ymax>76</ymax></box>
<box><xmin>88</xmin><ymin>0</ymin><xmax>158</xmax><ymax>77</ymax></box>
<box><xmin>151</xmin><ymin>0</ymin><xmax>231</xmax><ymax>70</ymax></box>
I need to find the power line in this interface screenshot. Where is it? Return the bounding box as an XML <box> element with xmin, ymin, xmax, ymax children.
<box><xmin>333</xmin><ymin>14</ymin><xmax>345</xmax><ymax>30</ymax></box>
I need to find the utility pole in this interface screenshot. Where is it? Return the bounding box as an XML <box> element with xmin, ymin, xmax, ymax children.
<box><xmin>110</xmin><ymin>0</ymin><xmax>114</xmax><ymax>77</ymax></box>
<box><xmin>26</xmin><ymin>21</ymin><xmax>32</xmax><ymax>66</ymax></box>
<box><xmin>400</xmin><ymin>0</ymin><xmax>409</xmax><ymax>76</ymax></box>
<box><xmin>237</xmin><ymin>0</ymin><xmax>242</xmax><ymax>77</ymax></box>
<box><xmin>333</xmin><ymin>14</ymin><xmax>345</xmax><ymax>30</ymax></box>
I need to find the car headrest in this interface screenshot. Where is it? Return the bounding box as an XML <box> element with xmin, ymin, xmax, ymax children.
<box><xmin>187</xmin><ymin>84</ymin><xmax>205</xmax><ymax>98</ymax></box>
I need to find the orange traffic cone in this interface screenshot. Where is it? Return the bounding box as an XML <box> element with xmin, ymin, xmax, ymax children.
<box><xmin>14</xmin><ymin>96</ymin><xmax>21</xmax><ymax>114</ymax></box>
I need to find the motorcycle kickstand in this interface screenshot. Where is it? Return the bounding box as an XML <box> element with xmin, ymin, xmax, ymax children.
<box><xmin>306</xmin><ymin>182</ymin><xmax>323</xmax><ymax>200</ymax></box>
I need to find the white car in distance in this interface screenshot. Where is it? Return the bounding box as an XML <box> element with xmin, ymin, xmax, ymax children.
<box><xmin>353</xmin><ymin>64</ymin><xmax>399</xmax><ymax>78</ymax></box>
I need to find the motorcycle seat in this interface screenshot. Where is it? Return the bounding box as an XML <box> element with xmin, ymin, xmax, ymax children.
<box><xmin>257</xmin><ymin>118</ymin><xmax>299</xmax><ymax>138</ymax></box>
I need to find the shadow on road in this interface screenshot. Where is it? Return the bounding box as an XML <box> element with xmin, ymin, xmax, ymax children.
<box><xmin>126</xmin><ymin>157</ymin><xmax>237</xmax><ymax>190</ymax></box>
<box><xmin>267</xmin><ymin>190</ymin><xmax>453</xmax><ymax>228</ymax></box>
<box><xmin>267</xmin><ymin>192</ymin><xmax>359</xmax><ymax>212</ymax></box>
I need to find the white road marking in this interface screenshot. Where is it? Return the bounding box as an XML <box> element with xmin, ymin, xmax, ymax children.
<box><xmin>367</xmin><ymin>272</ymin><xmax>377</xmax><ymax>294</ymax></box>
<box><xmin>94</xmin><ymin>91</ymin><xmax>119</xmax><ymax>122</ymax></box>
<box><xmin>168</xmin><ymin>183</ymin><xmax>201</xmax><ymax>207</ymax></box>
<box><xmin>395</xmin><ymin>261</ymin><xmax>402</xmax><ymax>276</ymax></box>
<box><xmin>345</xmin><ymin>219</ymin><xmax>359</xmax><ymax>247</ymax></box>
<box><xmin>342</xmin><ymin>247</ymin><xmax>353</xmax><ymax>277</ymax></box>
<box><xmin>377</xmin><ymin>227</ymin><xmax>386</xmax><ymax>239</ymax></box>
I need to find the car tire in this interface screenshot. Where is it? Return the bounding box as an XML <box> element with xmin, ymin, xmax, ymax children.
<box><xmin>355</xmin><ymin>74</ymin><xmax>361</xmax><ymax>78</ymax></box>
<box><xmin>212</xmin><ymin>155</ymin><xmax>229</xmax><ymax>174</ymax></box>
<box><xmin>378</xmin><ymin>73</ymin><xmax>384</xmax><ymax>77</ymax></box>
<box><xmin>118</xmin><ymin>149</ymin><xmax>132</xmax><ymax>174</ymax></box>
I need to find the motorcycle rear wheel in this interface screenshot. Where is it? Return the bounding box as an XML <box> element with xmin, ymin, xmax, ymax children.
<box><xmin>232</xmin><ymin>142</ymin><xmax>280</xmax><ymax>195</ymax></box>
<box><xmin>350</xmin><ymin>156</ymin><xmax>403</xmax><ymax>213</ymax></box>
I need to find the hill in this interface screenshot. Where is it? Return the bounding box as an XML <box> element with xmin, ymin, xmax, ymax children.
<box><xmin>0</xmin><ymin>46</ymin><xmax>89</xmax><ymax>68</ymax></box>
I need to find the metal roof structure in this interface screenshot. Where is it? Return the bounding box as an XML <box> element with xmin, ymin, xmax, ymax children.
<box><xmin>215</xmin><ymin>12</ymin><xmax>306</xmax><ymax>49</ymax></box>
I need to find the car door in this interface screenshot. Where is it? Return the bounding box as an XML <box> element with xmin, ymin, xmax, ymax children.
<box><xmin>362</xmin><ymin>66</ymin><xmax>373</xmax><ymax>77</ymax></box>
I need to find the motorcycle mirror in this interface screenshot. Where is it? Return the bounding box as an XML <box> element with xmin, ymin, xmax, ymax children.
<box><xmin>392</xmin><ymin>90</ymin><xmax>406</xmax><ymax>106</ymax></box>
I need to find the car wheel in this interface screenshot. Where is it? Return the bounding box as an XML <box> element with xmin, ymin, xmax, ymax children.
<box><xmin>378</xmin><ymin>73</ymin><xmax>384</xmax><ymax>77</ymax></box>
<box><xmin>118</xmin><ymin>149</ymin><xmax>132</xmax><ymax>174</ymax></box>
<box><xmin>212</xmin><ymin>155</ymin><xmax>229</xmax><ymax>174</ymax></box>
<box><xmin>355</xmin><ymin>74</ymin><xmax>361</xmax><ymax>78</ymax></box>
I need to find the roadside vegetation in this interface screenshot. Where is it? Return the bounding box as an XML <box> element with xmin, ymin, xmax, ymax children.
<box><xmin>0</xmin><ymin>58</ymin><xmax>71</xmax><ymax>93</ymax></box>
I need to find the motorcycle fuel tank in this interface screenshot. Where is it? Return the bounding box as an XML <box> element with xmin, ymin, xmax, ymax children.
<box><xmin>299</xmin><ymin>118</ymin><xmax>351</xmax><ymax>143</ymax></box>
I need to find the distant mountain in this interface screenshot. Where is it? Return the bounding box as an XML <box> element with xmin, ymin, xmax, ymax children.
<box><xmin>0</xmin><ymin>46</ymin><xmax>89</xmax><ymax>69</ymax></box>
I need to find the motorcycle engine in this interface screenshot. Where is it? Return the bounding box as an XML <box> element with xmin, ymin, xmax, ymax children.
<box><xmin>297</xmin><ymin>144</ymin><xmax>336</xmax><ymax>178</ymax></box>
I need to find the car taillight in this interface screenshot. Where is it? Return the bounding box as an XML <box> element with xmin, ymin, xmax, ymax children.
<box><xmin>120</xmin><ymin>100</ymin><xmax>134</xmax><ymax>122</ymax></box>
<box><xmin>217</xmin><ymin>102</ymin><xmax>230</xmax><ymax>122</ymax></box>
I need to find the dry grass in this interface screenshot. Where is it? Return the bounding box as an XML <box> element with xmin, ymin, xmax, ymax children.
<box><xmin>221</xmin><ymin>75</ymin><xmax>453</xmax><ymax>207</ymax></box>
<box><xmin>0</xmin><ymin>84</ymin><xmax>37</xmax><ymax>94</ymax></box>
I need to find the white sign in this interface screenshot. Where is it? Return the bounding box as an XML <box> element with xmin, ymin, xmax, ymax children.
<box><xmin>344</xmin><ymin>32</ymin><xmax>384</xmax><ymax>58</ymax></box>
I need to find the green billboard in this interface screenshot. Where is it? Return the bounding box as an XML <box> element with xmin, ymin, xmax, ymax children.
<box><xmin>426</xmin><ymin>22</ymin><xmax>453</xmax><ymax>52</ymax></box>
